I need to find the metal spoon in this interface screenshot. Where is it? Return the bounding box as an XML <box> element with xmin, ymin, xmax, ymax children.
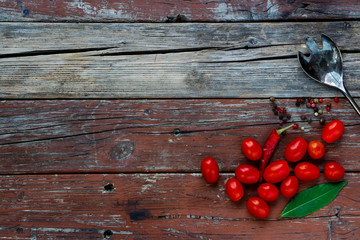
<box><xmin>298</xmin><ymin>34</ymin><xmax>360</xmax><ymax>116</ymax></box>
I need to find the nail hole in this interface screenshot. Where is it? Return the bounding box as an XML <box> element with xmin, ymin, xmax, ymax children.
<box><xmin>103</xmin><ymin>230</ymin><xmax>113</xmax><ymax>239</ymax></box>
<box><xmin>104</xmin><ymin>183</ymin><xmax>115</xmax><ymax>192</ymax></box>
<box><xmin>22</xmin><ymin>9</ymin><xmax>30</xmax><ymax>16</ymax></box>
<box><xmin>172</xmin><ymin>128</ymin><xmax>181</xmax><ymax>136</ymax></box>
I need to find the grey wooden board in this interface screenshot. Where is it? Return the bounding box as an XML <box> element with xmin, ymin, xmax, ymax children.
<box><xmin>1</xmin><ymin>22</ymin><xmax>360</xmax><ymax>98</ymax></box>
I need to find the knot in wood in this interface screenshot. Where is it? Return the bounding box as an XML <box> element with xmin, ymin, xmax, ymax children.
<box><xmin>109</xmin><ymin>142</ymin><xmax>134</xmax><ymax>161</ymax></box>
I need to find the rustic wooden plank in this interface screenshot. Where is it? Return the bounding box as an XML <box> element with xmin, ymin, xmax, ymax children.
<box><xmin>3</xmin><ymin>22</ymin><xmax>359</xmax><ymax>55</ymax></box>
<box><xmin>2</xmin><ymin>22</ymin><xmax>360</xmax><ymax>98</ymax></box>
<box><xmin>1</xmin><ymin>99</ymin><xmax>359</xmax><ymax>174</ymax></box>
<box><xmin>1</xmin><ymin>0</ymin><xmax>360</xmax><ymax>22</ymax></box>
<box><xmin>0</xmin><ymin>173</ymin><xmax>358</xmax><ymax>239</ymax></box>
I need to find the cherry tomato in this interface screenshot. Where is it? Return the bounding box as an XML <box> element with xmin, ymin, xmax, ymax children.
<box><xmin>247</xmin><ymin>197</ymin><xmax>270</xmax><ymax>219</ymax></box>
<box><xmin>200</xmin><ymin>157</ymin><xmax>219</xmax><ymax>183</ymax></box>
<box><xmin>324</xmin><ymin>161</ymin><xmax>345</xmax><ymax>181</ymax></box>
<box><xmin>280</xmin><ymin>176</ymin><xmax>299</xmax><ymax>198</ymax></box>
<box><xmin>235</xmin><ymin>164</ymin><xmax>260</xmax><ymax>184</ymax></box>
<box><xmin>284</xmin><ymin>137</ymin><xmax>308</xmax><ymax>162</ymax></box>
<box><xmin>241</xmin><ymin>138</ymin><xmax>263</xmax><ymax>161</ymax></box>
<box><xmin>226</xmin><ymin>178</ymin><xmax>244</xmax><ymax>201</ymax></box>
<box><xmin>294</xmin><ymin>162</ymin><xmax>320</xmax><ymax>181</ymax></box>
<box><xmin>308</xmin><ymin>140</ymin><xmax>325</xmax><ymax>159</ymax></box>
<box><xmin>257</xmin><ymin>183</ymin><xmax>279</xmax><ymax>201</ymax></box>
<box><xmin>263</xmin><ymin>160</ymin><xmax>290</xmax><ymax>183</ymax></box>
<box><xmin>322</xmin><ymin>119</ymin><xmax>345</xmax><ymax>143</ymax></box>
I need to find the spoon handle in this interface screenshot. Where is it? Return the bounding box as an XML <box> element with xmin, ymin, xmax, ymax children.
<box><xmin>342</xmin><ymin>87</ymin><xmax>360</xmax><ymax>116</ymax></box>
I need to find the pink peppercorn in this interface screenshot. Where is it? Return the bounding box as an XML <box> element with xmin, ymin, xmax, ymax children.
<box><xmin>292</xmin><ymin>124</ymin><xmax>299</xmax><ymax>129</ymax></box>
<box><xmin>319</xmin><ymin>98</ymin><xmax>323</xmax><ymax>103</ymax></box>
<box><xmin>334</xmin><ymin>97</ymin><xmax>339</xmax><ymax>103</ymax></box>
<box><xmin>311</xmin><ymin>103</ymin><xmax>316</xmax><ymax>108</ymax></box>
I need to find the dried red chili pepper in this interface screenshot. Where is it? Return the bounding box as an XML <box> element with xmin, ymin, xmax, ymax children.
<box><xmin>259</xmin><ymin>124</ymin><xmax>294</xmax><ymax>182</ymax></box>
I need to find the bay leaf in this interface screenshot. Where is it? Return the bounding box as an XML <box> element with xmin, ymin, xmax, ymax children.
<box><xmin>280</xmin><ymin>181</ymin><xmax>348</xmax><ymax>218</ymax></box>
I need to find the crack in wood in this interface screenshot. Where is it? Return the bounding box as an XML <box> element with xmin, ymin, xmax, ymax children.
<box><xmin>0</xmin><ymin>47</ymin><xmax>119</xmax><ymax>59</ymax></box>
<box><xmin>199</xmin><ymin>54</ymin><xmax>297</xmax><ymax>64</ymax></box>
<box><xmin>92</xmin><ymin>46</ymin><xmax>219</xmax><ymax>57</ymax></box>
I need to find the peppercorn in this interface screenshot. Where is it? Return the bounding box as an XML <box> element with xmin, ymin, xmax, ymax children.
<box><xmin>295</xmin><ymin>102</ymin><xmax>300</xmax><ymax>107</ymax></box>
<box><xmin>296</xmin><ymin>98</ymin><xmax>302</xmax><ymax>103</ymax></box>
<box><xmin>334</xmin><ymin>97</ymin><xmax>339</xmax><ymax>103</ymax></box>
<box><xmin>311</xmin><ymin>103</ymin><xmax>316</xmax><ymax>108</ymax></box>
<box><xmin>270</xmin><ymin>96</ymin><xmax>276</xmax><ymax>102</ymax></box>
<box><xmin>327</xmin><ymin>103</ymin><xmax>332</xmax><ymax>108</ymax></box>
<box><xmin>307</xmin><ymin>117</ymin><xmax>312</xmax><ymax>124</ymax></box>
<box><xmin>318</xmin><ymin>109</ymin><xmax>323</xmax><ymax>115</ymax></box>
<box><xmin>314</xmin><ymin>112</ymin><xmax>319</xmax><ymax>117</ymax></box>
<box><xmin>319</xmin><ymin>117</ymin><xmax>326</xmax><ymax>125</ymax></box>
<box><xmin>300</xmin><ymin>126</ymin><xmax>305</xmax><ymax>131</ymax></box>
<box><xmin>282</xmin><ymin>108</ymin><xmax>287</xmax><ymax>114</ymax></box>
<box><xmin>306</xmin><ymin>103</ymin><xmax>311</xmax><ymax>108</ymax></box>
<box><xmin>326</xmin><ymin>106</ymin><xmax>331</xmax><ymax>112</ymax></box>
<box><xmin>314</xmin><ymin>98</ymin><xmax>319</xmax><ymax>103</ymax></box>
<box><xmin>279</xmin><ymin>115</ymin><xmax>284</xmax><ymax>120</ymax></box>
<box><xmin>287</xmin><ymin>114</ymin><xmax>291</xmax><ymax>120</ymax></box>
<box><xmin>310</xmin><ymin>99</ymin><xmax>314</xmax><ymax>104</ymax></box>
<box><xmin>301</xmin><ymin>115</ymin><xmax>307</xmax><ymax>121</ymax></box>
<box><xmin>273</xmin><ymin>110</ymin><xmax>278</xmax><ymax>115</ymax></box>
<box><xmin>302</xmin><ymin>97</ymin><xmax>307</xmax><ymax>103</ymax></box>
<box><xmin>319</xmin><ymin>98</ymin><xmax>323</xmax><ymax>103</ymax></box>
<box><xmin>313</xmin><ymin>106</ymin><xmax>319</xmax><ymax>112</ymax></box>
<box><xmin>292</xmin><ymin>123</ymin><xmax>299</xmax><ymax>129</ymax></box>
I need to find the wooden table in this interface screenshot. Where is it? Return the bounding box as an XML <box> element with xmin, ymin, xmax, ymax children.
<box><xmin>1</xmin><ymin>1</ymin><xmax>360</xmax><ymax>239</ymax></box>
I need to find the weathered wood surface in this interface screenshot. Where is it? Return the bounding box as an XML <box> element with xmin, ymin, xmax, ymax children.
<box><xmin>0</xmin><ymin>173</ymin><xmax>358</xmax><ymax>239</ymax></box>
<box><xmin>1</xmin><ymin>22</ymin><xmax>360</xmax><ymax>98</ymax></box>
<box><xmin>1</xmin><ymin>0</ymin><xmax>360</xmax><ymax>22</ymax></box>
<box><xmin>1</xmin><ymin>99</ymin><xmax>359</xmax><ymax>174</ymax></box>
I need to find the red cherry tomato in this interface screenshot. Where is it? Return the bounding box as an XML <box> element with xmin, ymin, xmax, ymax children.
<box><xmin>322</xmin><ymin>119</ymin><xmax>345</xmax><ymax>143</ymax></box>
<box><xmin>280</xmin><ymin>176</ymin><xmax>299</xmax><ymax>198</ymax></box>
<box><xmin>246</xmin><ymin>197</ymin><xmax>270</xmax><ymax>219</ymax></box>
<box><xmin>257</xmin><ymin>183</ymin><xmax>279</xmax><ymax>201</ymax></box>
<box><xmin>294</xmin><ymin>162</ymin><xmax>320</xmax><ymax>181</ymax></box>
<box><xmin>226</xmin><ymin>178</ymin><xmax>244</xmax><ymax>201</ymax></box>
<box><xmin>263</xmin><ymin>160</ymin><xmax>290</xmax><ymax>183</ymax></box>
<box><xmin>200</xmin><ymin>157</ymin><xmax>219</xmax><ymax>183</ymax></box>
<box><xmin>241</xmin><ymin>138</ymin><xmax>263</xmax><ymax>161</ymax></box>
<box><xmin>324</xmin><ymin>161</ymin><xmax>345</xmax><ymax>181</ymax></box>
<box><xmin>235</xmin><ymin>164</ymin><xmax>260</xmax><ymax>184</ymax></box>
<box><xmin>284</xmin><ymin>137</ymin><xmax>308</xmax><ymax>162</ymax></box>
<box><xmin>308</xmin><ymin>140</ymin><xmax>325</xmax><ymax>159</ymax></box>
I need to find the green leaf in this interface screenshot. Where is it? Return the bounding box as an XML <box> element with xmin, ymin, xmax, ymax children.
<box><xmin>280</xmin><ymin>181</ymin><xmax>348</xmax><ymax>218</ymax></box>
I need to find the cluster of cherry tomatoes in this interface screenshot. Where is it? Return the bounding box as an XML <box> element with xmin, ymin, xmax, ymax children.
<box><xmin>201</xmin><ymin>119</ymin><xmax>346</xmax><ymax>219</ymax></box>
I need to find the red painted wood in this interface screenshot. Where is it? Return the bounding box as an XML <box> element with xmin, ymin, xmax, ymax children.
<box><xmin>1</xmin><ymin>99</ymin><xmax>359</xmax><ymax>174</ymax></box>
<box><xmin>0</xmin><ymin>173</ymin><xmax>357</xmax><ymax>239</ymax></box>
<box><xmin>1</xmin><ymin>0</ymin><xmax>360</xmax><ymax>22</ymax></box>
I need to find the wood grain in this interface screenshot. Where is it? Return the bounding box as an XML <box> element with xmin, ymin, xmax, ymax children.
<box><xmin>0</xmin><ymin>173</ymin><xmax>358</xmax><ymax>239</ymax></box>
<box><xmin>1</xmin><ymin>99</ymin><xmax>359</xmax><ymax>174</ymax></box>
<box><xmin>2</xmin><ymin>22</ymin><xmax>360</xmax><ymax>98</ymax></box>
<box><xmin>1</xmin><ymin>0</ymin><xmax>360</xmax><ymax>22</ymax></box>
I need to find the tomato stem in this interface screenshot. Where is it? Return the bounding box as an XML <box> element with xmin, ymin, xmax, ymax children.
<box><xmin>276</xmin><ymin>124</ymin><xmax>294</xmax><ymax>135</ymax></box>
